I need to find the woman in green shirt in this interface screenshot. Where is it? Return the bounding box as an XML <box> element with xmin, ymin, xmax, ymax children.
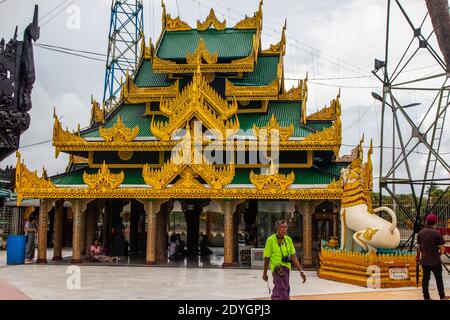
<box><xmin>262</xmin><ymin>219</ymin><xmax>306</xmax><ymax>300</ymax></box>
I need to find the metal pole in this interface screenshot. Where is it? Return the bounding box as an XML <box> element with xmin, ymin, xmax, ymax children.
<box><xmin>379</xmin><ymin>0</ymin><xmax>391</xmax><ymax>207</ymax></box>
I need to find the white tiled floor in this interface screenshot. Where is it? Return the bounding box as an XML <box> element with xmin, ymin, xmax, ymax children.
<box><xmin>1</xmin><ymin>249</ymin><xmax>449</xmax><ymax>300</ymax></box>
<box><xmin>2</xmin><ymin>263</ymin><xmax>448</xmax><ymax>300</ymax></box>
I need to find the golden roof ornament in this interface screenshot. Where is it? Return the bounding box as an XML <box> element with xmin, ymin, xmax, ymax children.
<box><xmin>52</xmin><ymin>109</ymin><xmax>87</xmax><ymax>158</ymax></box>
<box><xmin>307</xmin><ymin>92</ymin><xmax>341</xmax><ymax>121</ymax></box>
<box><xmin>235</xmin><ymin>0</ymin><xmax>263</xmax><ymax>29</ymax></box>
<box><xmin>151</xmin><ymin>56</ymin><xmax>239</xmax><ymax>141</ymax></box>
<box><xmin>186</xmin><ymin>38</ymin><xmax>219</xmax><ymax>65</ymax></box>
<box><xmin>15</xmin><ymin>151</ymin><xmax>56</xmax><ymax>206</ymax></box>
<box><xmin>250</xmin><ymin>167</ymin><xmax>295</xmax><ymax>190</ymax></box>
<box><xmin>99</xmin><ymin>115</ymin><xmax>139</xmax><ymax>143</ymax></box>
<box><xmin>262</xmin><ymin>19</ymin><xmax>286</xmax><ymax>55</ymax></box>
<box><xmin>197</xmin><ymin>8</ymin><xmax>226</xmax><ymax>31</ymax></box>
<box><xmin>90</xmin><ymin>95</ymin><xmax>105</xmax><ymax>125</ymax></box>
<box><xmin>253</xmin><ymin>114</ymin><xmax>294</xmax><ymax>142</ymax></box>
<box><xmin>162</xmin><ymin>0</ymin><xmax>191</xmax><ymax>31</ymax></box>
<box><xmin>83</xmin><ymin>161</ymin><xmax>124</xmax><ymax>191</ymax></box>
<box><xmin>140</xmin><ymin>34</ymin><xmax>154</xmax><ymax>60</ymax></box>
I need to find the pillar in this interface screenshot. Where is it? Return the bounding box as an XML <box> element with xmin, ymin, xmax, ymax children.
<box><xmin>137</xmin><ymin>199</ymin><xmax>165</xmax><ymax>265</ymax></box>
<box><xmin>71</xmin><ymin>199</ymin><xmax>90</xmax><ymax>264</ymax></box>
<box><xmin>156</xmin><ymin>201</ymin><xmax>172</xmax><ymax>262</ymax></box>
<box><xmin>85</xmin><ymin>202</ymin><xmax>98</xmax><ymax>256</ymax></box>
<box><xmin>130</xmin><ymin>200</ymin><xmax>140</xmax><ymax>254</ymax></box>
<box><xmin>37</xmin><ymin>199</ymin><xmax>53</xmax><ymax>264</ymax></box>
<box><xmin>52</xmin><ymin>200</ymin><xmax>64</xmax><ymax>261</ymax></box>
<box><xmin>299</xmin><ymin>201</ymin><xmax>314</xmax><ymax>267</ymax></box>
<box><xmin>222</xmin><ymin>200</ymin><xmax>245</xmax><ymax>267</ymax></box>
<box><xmin>80</xmin><ymin>208</ymin><xmax>86</xmax><ymax>256</ymax></box>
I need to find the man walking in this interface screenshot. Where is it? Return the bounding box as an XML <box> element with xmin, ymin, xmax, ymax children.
<box><xmin>262</xmin><ymin>219</ymin><xmax>306</xmax><ymax>300</ymax></box>
<box><xmin>24</xmin><ymin>215</ymin><xmax>37</xmax><ymax>263</ymax></box>
<box><xmin>417</xmin><ymin>214</ymin><xmax>449</xmax><ymax>300</ymax></box>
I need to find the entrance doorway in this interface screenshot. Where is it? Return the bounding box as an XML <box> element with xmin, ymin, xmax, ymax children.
<box><xmin>312</xmin><ymin>201</ymin><xmax>339</xmax><ymax>267</ymax></box>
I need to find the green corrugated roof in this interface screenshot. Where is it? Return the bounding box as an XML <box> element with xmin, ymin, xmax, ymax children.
<box><xmin>81</xmin><ymin>103</ymin><xmax>331</xmax><ymax>140</ymax></box>
<box><xmin>233</xmin><ymin>164</ymin><xmax>347</xmax><ymax>185</ymax></box>
<box><xmin>306</xmin><ymin>120</ymin><xmax>333</xmax><ymax>131</ymax></box>
<box><xmin>230</xmin><ymin>56</ymin><xmax>279</xmax><ymax>86</ymax></box>
<box><xmin>157</xmin><ymin>28</ymin><xmax>256</xmax><ymax>60</ymax></box>
<box><xmin>51</xmin><ymin>168</ymin><xmax>145</xmax><ymax>185</ymax></box>
<box><xmin>52</xmin><ymin>164</ymin><xmax>347</xmax><ymax>186</ymax></box>
<box><xmin>81</xmin><ymin>104</ymin><xmax>168</xmax><ymax>138</ymax></box>
<box><xmin>134</xmin><ymin>61</ymin><xmax>173</xmax><ymax>87</ymax></box>
<box><xmin>238</xmin><ymin>101</ymin><xmax>314</xmax><ymax>137</ymax></box>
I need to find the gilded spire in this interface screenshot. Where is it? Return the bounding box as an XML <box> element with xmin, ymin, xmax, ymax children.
<box><xmin>197</xmin><ymin>8</ymin><xmax>226</xmax><ymax>31</ymax></box>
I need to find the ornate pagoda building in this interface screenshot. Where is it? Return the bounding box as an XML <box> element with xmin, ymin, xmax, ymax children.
<box><xmin>14</xmin><ymin>1</ymin><xmax>353</xmax><ymax>267</ymax></box>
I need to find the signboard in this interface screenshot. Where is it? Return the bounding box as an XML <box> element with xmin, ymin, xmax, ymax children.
<box><xmin>389</xmin><ymin>268</ymin><xmax>409</xmax><ymax>280</ymax></box>
<box><xmin>251</xmin><ymin>248</ymin><xmax>265</xmax><ymax>267</ymax></box>
<box><xmin>238</xmin><ymin>245</ymin><xmax>253</xmax><ymax>264</ymax></box>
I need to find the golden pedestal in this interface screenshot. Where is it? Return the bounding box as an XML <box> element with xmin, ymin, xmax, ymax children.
<box><xmin>318</xmin><ymin>248</ymin><xmax>422</xmax><ymax>288</ymax></box>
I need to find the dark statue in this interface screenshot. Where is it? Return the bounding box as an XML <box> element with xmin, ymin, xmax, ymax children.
<box><xmin>0</xmin><ymin>5</ymin><xmax>39</xmax><ymax>161</ymax></box>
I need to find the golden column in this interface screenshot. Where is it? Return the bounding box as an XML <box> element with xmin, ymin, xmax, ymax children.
<box><xmin>222</xmin><ymin>200</ymin><xmax>245</xmax><ymax>267</ymax></box>
<box><xmin>71</xmin><ymin>199</ymin><xmax>90</xmax><ymax>264</ymax></box>
<box><xmin>52</xmin><ymin>200</ymin><xmax>64</xmax><ymax>261</ymax></box>
<box><xmin>80</xmin><ymin>209</ymin><xmax>86</xmax><ymax>256</ymax></box>
<box><xmin>37</xmin><ymin>199</ymin><xmax>53</xmax><ymax>264</ymax></box>
<box><xmin>298</xmin><ymin>201</ymin><xmax>314</xmax><ymax>267</ymax></box>
<box><xmin>137</xmin><ymin>199</ymin><xmax>165</xmax><ymax>265</ymax></box>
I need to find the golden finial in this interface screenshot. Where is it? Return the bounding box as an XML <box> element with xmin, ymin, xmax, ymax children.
<box><xmin>53</xmin><ymin>107</ymin><xmax>57</xmax><ymax>119</ymax></box>
<box><xmin>42</xmin><ymin>166</ymin><xmax>48</xmax><ymax>180</ymax></box>
<box><xmin>161</xmin><ymin>0</ymin><xmax>166</xmax><ymax>27</ymax></box>
<box><xmin>359</xmin><ymin>134</ymin><xmax>365</xmax><ymax>159</ymax></box>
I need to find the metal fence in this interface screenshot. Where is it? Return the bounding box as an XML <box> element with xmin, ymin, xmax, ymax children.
<box><xmin>379</xmin><ymin>197</ymin><xmax>450</xmax><ymax>246</ymax></box>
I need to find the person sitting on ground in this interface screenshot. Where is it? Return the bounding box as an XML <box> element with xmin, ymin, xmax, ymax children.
<box><xmin>90</xmin><ymin>239</ymin><xmax>103</xmax><ymax>262</ymax></box>
<box><xmin>89</xmin><ymin>239</ymin><xmax>109</xmax><ymax>262</ymax></box>
<box><xmin>199</xmin><ymin>234</ymin><xmax>213</xmax><ymax>256</ymax></box>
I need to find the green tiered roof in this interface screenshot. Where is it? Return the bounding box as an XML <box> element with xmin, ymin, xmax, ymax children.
<box><xmin>51</xmin><ymin>164</ymin><xmax>346</xmax><ymax>187</ymax></box>
<box><xmin>134</xmin><ymin>61</ymin><xmax>173</xmax><ymax>87</ymax></box>
<box><xmin>157</xmin><ymin>28</ymin><xmax>256</xmax><ymax>60</ymax></box>
<box><xmin>81</xmin><ymin>101</ymin><xmax>320</xmax><ymax>139</ymax></box>
<box><xmin>229</xmin><ymin>56</ymin><xmax>279</xmax><ymax>86</ymax></box>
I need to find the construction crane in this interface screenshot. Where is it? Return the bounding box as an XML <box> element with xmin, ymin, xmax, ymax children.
<box><xmin>373</xmin><ymin>0</ymin><xmax>450</xmax><ymax>266</ymax></box>
<box><xmin>103</xmin><ymin>0</ymin><xmax>144</xmax><ymax>111</ymax></box>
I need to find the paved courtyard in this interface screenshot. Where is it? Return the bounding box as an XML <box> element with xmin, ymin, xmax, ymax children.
<box><xmin>1</xmin><ymin>249</ymin><xmax>449</xmax><ymax>300</ymax></box>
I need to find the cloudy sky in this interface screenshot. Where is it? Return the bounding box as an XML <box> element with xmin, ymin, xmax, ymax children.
<box><xmin>0</xmin><ymin>0</ymin><xmax>448</xmax><ymax>194</ymax></box>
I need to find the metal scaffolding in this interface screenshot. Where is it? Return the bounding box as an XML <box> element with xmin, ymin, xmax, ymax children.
<box><xmin>372</xmin><ymin>0</ymin><xmax>450</xmax><ymax>254</ymax></box>
<box><xmin>103</xmin><ymin>0</ymin><xmax>144</xmax><ymax>111</ymax></box>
